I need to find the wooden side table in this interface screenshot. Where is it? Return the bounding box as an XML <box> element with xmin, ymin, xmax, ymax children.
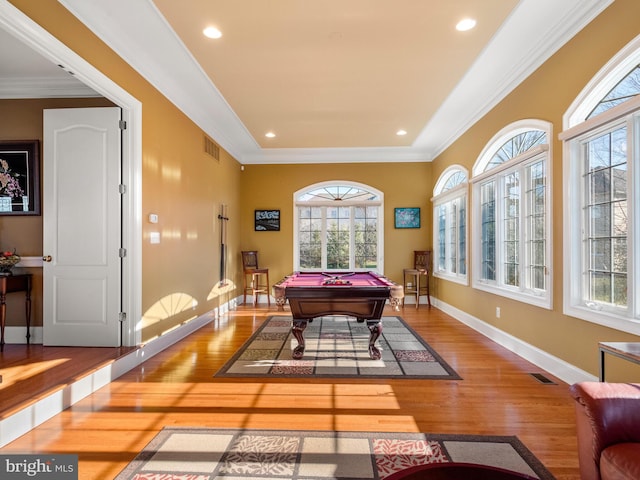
<box><xmin>598</xmin><ymin>342</ymin><xmax>640</xmax><ymax>381</ymax></box>
<box><xmin>0</xmin><ymin>273</ymin><xmax>32</xmax><ymax>351</ymax></box>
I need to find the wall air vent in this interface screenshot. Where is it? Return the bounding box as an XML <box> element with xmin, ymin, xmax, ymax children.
<box><xmin>204</xmin><ymin>135</ymin><xmax>220</xmax><ymax>161</ymax></box>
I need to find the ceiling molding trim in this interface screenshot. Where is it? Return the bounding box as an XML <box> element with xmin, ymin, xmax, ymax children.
<box><xmin>241</xmin><ymin>146</ymin><xmax>430</xmax><ymax>165</ymax></box>
<box><xmin>59</xmin><ymin>0</ymin><xmax>259</xmax><ymax>162</ymax></box>
<box><xmin>413</xmin><ymin>0</ymin><xmax>614</xmax><ymax>160</ymax></box>
<box><xmin>0</xmin><ymin>76</ymin><xmax>100</xmax><ymax>99</ymax></box>
<box><xmin>57</xmin><ymin>0</ymin><xmax>612</xmax><ymax>165</ymax></box>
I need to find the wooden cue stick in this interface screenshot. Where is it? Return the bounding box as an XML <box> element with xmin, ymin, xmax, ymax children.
<box><xmin>218</xmin><ymin>204</ymin><xmax>229</xmax><ymax>286</ymax></box>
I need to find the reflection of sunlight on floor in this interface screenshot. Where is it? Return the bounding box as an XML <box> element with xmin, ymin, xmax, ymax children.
<box><xmin>0</xmin><ymin>358</ymin><xmax>70</xmax><ymax>388</ymax></box>
<box><xmin>134</xmin><ymin>381</ymin><xmax>403</xmax><ymax>412</ymax></box>
<box><xmin>142</xmin><ymin>292</ymin><xmax>199</xmax><ymax>329</ymax></box>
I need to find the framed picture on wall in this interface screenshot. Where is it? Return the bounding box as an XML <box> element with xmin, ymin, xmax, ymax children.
<box><xmin>255</xmin><ymin>209</ymin><xmax>280</xmax><ymax>231</ymax></box>
<box><xmin>0</xmin><ymin>140</ymin><xmax>41</xmax><ymax>216</ymax></box>
<box><xmin>394</xmin><ymin>207</ymin><xmax>420</xmax><ymax>229</ymax></box>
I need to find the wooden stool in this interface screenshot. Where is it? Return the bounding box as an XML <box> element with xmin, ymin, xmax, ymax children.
<box><xmin>241</xmin><ymin>251</ymin><xmax>270</xmax><ymax>306</ymax></box>
<box><xmin>403</xmin><ymin>250</ymin><xmax>431</xmax><ymax>308</ymax></box>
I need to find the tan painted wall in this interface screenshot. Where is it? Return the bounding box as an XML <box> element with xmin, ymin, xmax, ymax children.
<box><xmin>239</xmin><ymin>162</ymin><xmax>433</xmax><ymax>287</ymax></box>
<box><xmin>9</xmin><ymin>0</ymin><xmax>242</xmax><ymax>343</ymax></box>
<box><xmin>7</xmin><ymin>0</ymin><xmax>640</xmax><ymax>381</ymax></box>
<box><xmin>431</xmin><ymin>0</ymin><xmax>640</xmax><ymax>381</ymax></box>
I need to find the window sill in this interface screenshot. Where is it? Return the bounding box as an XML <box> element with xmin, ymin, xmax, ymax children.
<box><xmin>564</xmin><ymin>303</ymin><xmax>640</xmax><ymax>336</ymax></box>
<box><xmin>473</xmin><ymin>282</ymin><xmax>552</xmax><ymax>310</ymax></box>
<box><xmin>433</xmin><ymin>272</ymin><xmax>468</xmax><ymax>286</ymax></box>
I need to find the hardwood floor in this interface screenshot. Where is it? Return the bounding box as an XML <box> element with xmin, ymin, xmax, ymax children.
<box><xmin>0</xmin><ymin>304</ymin><xmax>580</xmax><ymax>479</ymax></box>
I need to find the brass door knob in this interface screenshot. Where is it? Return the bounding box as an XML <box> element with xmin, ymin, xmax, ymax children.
<box><xmin>43</xmin><ymin>255</ymin><xmax>52</xmax><ymax>262</ymax></box>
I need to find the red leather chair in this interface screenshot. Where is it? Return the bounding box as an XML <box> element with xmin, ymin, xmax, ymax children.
<box><xmin>569</xmin><ymin>382</ymin><xmax>640</xmax><ymax>480</ymax></box>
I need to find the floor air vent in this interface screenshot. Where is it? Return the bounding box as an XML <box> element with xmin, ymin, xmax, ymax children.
<box><xmin>529</xmin><ymin>373</ymin><xmax>556</xmax><ymax>385</ymax></box>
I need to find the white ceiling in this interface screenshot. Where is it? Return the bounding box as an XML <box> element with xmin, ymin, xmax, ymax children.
<box><xmin>1</xmin><ymin>0</ymin><xmax>612</xmax><ymax>164</ymax></box>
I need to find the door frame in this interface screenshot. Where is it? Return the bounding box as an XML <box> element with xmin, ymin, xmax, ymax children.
<box><xmin>0</xmin><ymin>1</ymin><xmax>142</xmax><ymax>346</ymax></box>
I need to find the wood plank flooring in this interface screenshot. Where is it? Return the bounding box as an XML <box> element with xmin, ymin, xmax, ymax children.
<box><xmin>0</xmin><ymin>305</ymin><xmax>580</xmax><ymax>479</ymax></box>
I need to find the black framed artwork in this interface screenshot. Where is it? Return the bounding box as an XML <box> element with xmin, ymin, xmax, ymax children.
<box><xmin>394</xmin><ymin>207</ymin><xmax>420</xmax><ymax>229</ymax></box>
<box><xmin>0</xmin><ymin>140</ymin><xmax>41</xmax><ymax>215</ymax></box>
<box><xmin>255</xmin><ymin>209</ymin><xmax>280</xmax><ymax>231</ymax></box>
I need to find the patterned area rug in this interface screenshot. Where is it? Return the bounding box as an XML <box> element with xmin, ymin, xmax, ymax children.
<box><xmin>115</xmin><ymin>427</ymin><xmax>555</xmax><ymax>480</ymax></box>
<box><xmin>215</xmin><ymin>316</ymin><xmax>461</xmax><ymax>379</ymax></box>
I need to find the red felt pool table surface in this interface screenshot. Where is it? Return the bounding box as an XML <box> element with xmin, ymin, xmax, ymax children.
<box><xmin>272</xmin><ymin>271</ymin><xmax>404</xmax><ymax>318</ymax></box>
<box><xmin>282</xmin><ymin>272</ymin><xmax>395</xmax><ymax>287</ymax></box>
<box><xmin>279</xmin><ymin>271</ymin><xmax>396</xmax><ymax>288</ymax></box>
<box><xmin>272</xmin><ymin>271</ymin><xmax>404</xmax><ymax>359</ymax></box>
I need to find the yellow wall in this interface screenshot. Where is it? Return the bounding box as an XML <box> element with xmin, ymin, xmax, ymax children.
<box><xmin>239</xmin><ymin>162</ymin><xmax>433</xmax><ymax>287</ymax></box>
<box><xmin>431</xmin><ymin>0</ymin><xmax>640</xmax><ymax>381</ymax></box>
<box><xmin>7</xmin><ymin>0</ymin><xmax>640</xmax><ymax>380</ymax></box>
<box><xmin>9</xmin><ymin>0</ymin><xmax>242</xmax><ymax>343</ymax></box>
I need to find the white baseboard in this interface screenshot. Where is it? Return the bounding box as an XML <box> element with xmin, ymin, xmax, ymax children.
<box><xmin>432</xmin><ymin>297</ymin><xmax>597</xmax><ymax>385</ymax></box>
<box><xmin>0</xmin><ymin>296</ymin><xmax>240</xmax><ymax>448</ymax></box>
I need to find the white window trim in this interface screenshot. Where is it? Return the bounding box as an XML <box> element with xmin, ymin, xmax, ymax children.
<box><xmin>563</xmin><ymin>33</ymin><xmax>640</xmax><ymax>130</ymax></box>
<box><xmin>562</xmin><ymin>117</ymin><xmax>640</xmax><ymax>335</ymax></box>
<box><xmin>561</xmin><ymin>34</ymin><xmax>640</xmax><ymax>336</ymax></box>
<box><xmin>432</xmin><ymin>165</ymin><xmax>469</xmax><ymax>285</ymax></box>
<box><xmin>293</xmin><ymin>180</ymin><xmax>385</xmax><ymax>273</ymax></box>
<box><xmin>471</xmin><ymin>120</ymin><xmax>553</xmax><ymax>310</ymax></box>
<box><xmin>473</xmin><ymin>119</ymin><xmax>551</xmax><ymax>176</ymax></box>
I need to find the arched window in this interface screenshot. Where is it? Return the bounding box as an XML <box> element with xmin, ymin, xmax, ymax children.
<box><xmin>561</xmin><ymin>34</ymin><xmax>640</xmax><ymax>334</ymax></box>
<box><xmin>471</xmin><ymin>120</ymin><xmax>552</xmax><ymax>308</ymax></box>
<box><xmin>432</xmin><ymin>166</ymin><xmax>468</xmax><ymax>284</ymax></box>
<box><xmin>294</xmin><ymin>182</ymin><xmax>384</xmax><ymax>272</ymax></box>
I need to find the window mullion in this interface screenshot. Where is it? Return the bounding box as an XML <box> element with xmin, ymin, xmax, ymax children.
<box><xmin>349</xmin><ymin>206</ymin><xmax>355</xmax><ymax>269</ymax></box>
<box><xmin>321</xmin><ymin>207</ymin><xmax>327</xmax><ymax>270</ymax></box>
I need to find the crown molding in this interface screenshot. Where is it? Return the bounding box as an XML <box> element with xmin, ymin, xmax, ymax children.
<box><xmin>0</xmin><ymin>76</ymin><xmax>100</xmax><ymax>99</ymax></box>
<box><xmin>58</xmin><ymin>0</ymin><xmax>613</xmax><ymax>164</ymax></box>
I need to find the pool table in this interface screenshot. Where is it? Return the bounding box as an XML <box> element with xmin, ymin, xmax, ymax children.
<box><xmin>272</xmin><ymin>271</ymin><xmax>404</xmax><ymax>360</ymax></box>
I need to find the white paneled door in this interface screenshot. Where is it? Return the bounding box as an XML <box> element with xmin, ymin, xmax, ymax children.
<box><xmin>43</xmin><ymin>107</ymin><xmax>122</xmax><ymax>346</ymax></box>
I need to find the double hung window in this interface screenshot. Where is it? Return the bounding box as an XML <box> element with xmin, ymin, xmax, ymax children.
<box><xmin>294</xmin><ymin>182</ymin><xmax>384</xmax><ymax>272</ymax></box>
<box><xmin>471</xmin><ymin>121</ymin><xmax>552</xmax><ymax>308</ymax></box>
<box><xmin>432</xmin><ymin>167</ymin><xmax>468</xmax><ymax>284</ymax></box>
<box><xmin>562</xmin><ymin>39</ymin><xmax>640</xmax><ymax>333</ymax></box>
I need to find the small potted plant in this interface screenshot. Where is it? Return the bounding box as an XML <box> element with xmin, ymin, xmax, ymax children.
<box><xmin>0</xmin><ymin>249</ymin><xmax>20</xmax><ymax>275</ymax></box>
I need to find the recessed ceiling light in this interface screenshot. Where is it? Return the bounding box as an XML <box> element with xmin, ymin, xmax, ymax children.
<box><xmin>456</xmin><ymin>18</ymin><xmax>476</xmax><ymax>32</ymax></box>
<box><xmin>203</xmin><ymin>26</ymin><xmax>222</xmax><ymax>39</ymax></box>
<box><xmin>265</xmin><ymin>132</ymin><xmax>276</xmax><ymax>138</ymax></box>
<box><xmin>396</xmin><ymin>130</ymin><xmax>407</xmax><ymax>136</ymax></box>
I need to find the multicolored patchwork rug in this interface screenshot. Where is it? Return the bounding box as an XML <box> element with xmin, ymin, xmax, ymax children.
<box><xmin>215</xmin><ymin>316</ymin><xmax>461</xmax><ymax>379</ymax></box>
<box><xmin>115</xmin><ymin>427</ymin><xmax>555</xmax><ymax>480</ymax></box>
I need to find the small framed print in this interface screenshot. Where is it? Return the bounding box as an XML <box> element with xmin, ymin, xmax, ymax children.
<box><xmin>0</xmin><ymin>140</ymin><xmax>41</xmax><ymax>215</ymax></box>
<box><xmin>255</xmin><ymin>209</ymin><xmax>280</xmax><ymax>231</ymax></box>
<box><xmin>394</xmin><ymin>207</ymin><xmax>420</xmax><ymax>229</ymax></box>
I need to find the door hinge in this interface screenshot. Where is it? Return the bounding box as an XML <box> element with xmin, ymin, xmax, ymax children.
<box><xmin>119</xmin><ymin>248</ymin><xmax>127</xmax><ymax>258</ymax></box>
<box><xmin>119</xmin><ymin>120</ymin><xmax>127</xmax><ymax>130</ymax></box>
<box><xmin>119</xmin><ymin>312</ymin><xmax>127</xmax><ymax>322</ymax></box>
<box><xmin>119</xmin><ymin>184</ymin><xmax>126</xmax><ymax>194</ymax></box>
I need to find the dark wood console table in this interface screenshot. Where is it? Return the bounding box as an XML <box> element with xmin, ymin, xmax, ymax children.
<box><xmin>599</xmin><ymin>341</ymin><xmax>640</xmax><ymax>381</ymax></box>
<box><xmin>0</xmin><ymin>273</ymin><xmax>32</xmax><ymax>351</ymax></box>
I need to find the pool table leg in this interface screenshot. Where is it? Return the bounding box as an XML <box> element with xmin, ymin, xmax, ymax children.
<box><xmin>367</xmin><ymin>320</ymin><xmax>383</xmax><ymax>360</ymax></box>
<box><xmin>291</xmin><ymin>319</ymin><xmax>308</xmax><ymax>359</ymax></box>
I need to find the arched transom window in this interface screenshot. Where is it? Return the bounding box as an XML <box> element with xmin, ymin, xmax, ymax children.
<box><xmin>294</xmin><ymin>182</ymin><xmax>384</xmax><ymax>272</ymax></box>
